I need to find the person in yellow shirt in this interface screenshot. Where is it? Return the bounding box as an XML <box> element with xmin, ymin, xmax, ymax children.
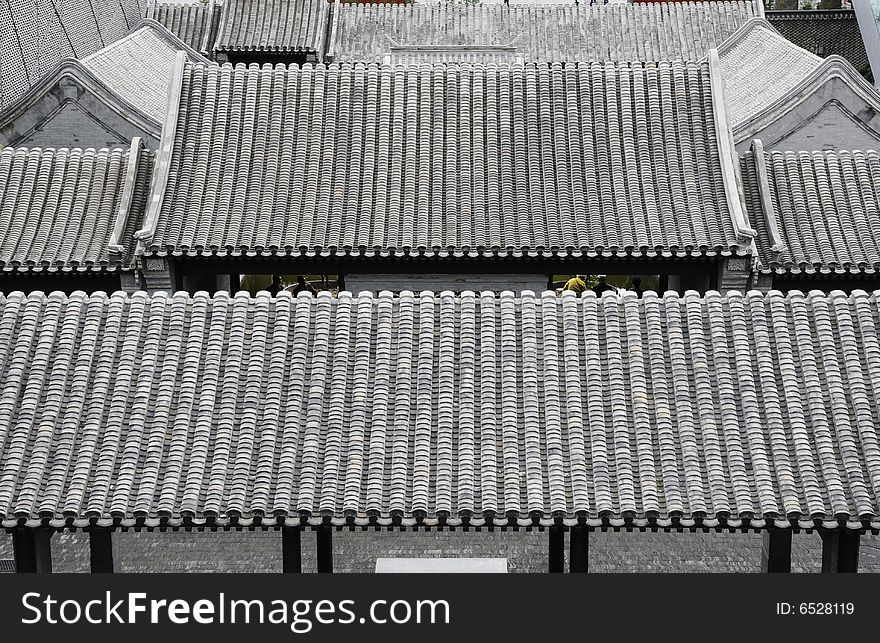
<box><xmin>562</xmin><ymin>274</ymin><xmax>588</xmax><ymax>295</ymax></box>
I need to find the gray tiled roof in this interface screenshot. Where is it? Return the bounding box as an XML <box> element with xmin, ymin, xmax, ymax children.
<box><xmin>0</xmin><ymin>143</ymin><xmax>153</xmax><ymax>272</ymax></box>
<box><xmin>82</xmin><ymin>21</ymin><xmax>212</xmax><ymax>122</ymax></box>
<box><xmin>328</xmin><ymin>1</ymin><xmax>759</xmax><ymax>63</ymax></box>
<box><xmin>142</xmin><ymin>61</ymin><xmax>748</xmax><ymax>259</ymax></box>
<box><xmin>0</xmin><ymin>0</ymin><xmax>149</xmax><ymax>109</ymax></box>
<box><xmin>1</xmin><ymin>288</ymin><xmax>880</xmax><ymax>529</ymax></box>
<box><xmin>716</xmin><ymin>18</ymin><xmax>820</xmax><ymax>128</ymax></box>
<box><xmin>743</xmin><ymin>144</ymin><xmax>880</xmax><ymax>274</ymax></box>
<box><xmin>147</xmin><ymin>1</ymin><xmax>221</xmax><ymax>54</ymax></box>
<box><xmin>215</xmin><ymin>0</ymin><xmax>331</xmax><ymax>55</ymax></box>
<box><xmin>768</xmin><ymin>9</ymin><xmax>870</xmax><ymax>77</ymax></box>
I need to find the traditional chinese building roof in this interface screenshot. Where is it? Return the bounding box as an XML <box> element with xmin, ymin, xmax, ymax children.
<box><xmin>0</xmin><ymin>21</ymin><xmax>211</xmax><ymax>149</ymax></box>
<box><xmin>0</xmin><ymin>0</ymin><xmax>149</xmax><ymax>110</ymax></box>
<box><xmin>214</xmin><ymin>0</ymin><xmax>332</xmax><ymax>59</ymax></box>
<box><xmin>327</xmin><ymin>0</ymin><xmax>761</xmax><ymax>63</ymax></box>
<box><xmin>742</xmin><ymin>140</ymin><xmax>880</xmax><ymax>275</ymax></box>
<box><xmin>146</xmin><ymin>0</ymin><xmax>222</xmax><ymax>55</ymax></box>
<box><xmin>767</xmin><ymin>9</ymin><xmax>870</xmax><ymax>77</ymax></box>
<box><xmin>0</xmin><ymin>288</ymin><xmax>879</xmax><ymax>529</ymax></box>
<box><xmin>81</xmin><ymin>20</ymin><xmax>212</xmax><ymax>122</ymax></box>
<box><xmin>0</xmin><ymin>140</ymin><xmax>152</xmax><ymax>273</ymax></box>
<box><xmin>716</xmin><ymin>18</ymin><xmax>820</xmax><ymax>130</ymax></box>
<box><xmin>715</xmin><ymin>17</ymin><xmax>880</xmax><ymax>152</ymax></box>
<box><xmin>137</xmin><ymin>60</ymin><xmax>752</xmax><ymax>261</ymax></box>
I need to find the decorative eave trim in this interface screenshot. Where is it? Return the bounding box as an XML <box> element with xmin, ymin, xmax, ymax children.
<box><xmin>750</xmin><ymin>139</ymin><xmax>786</xmax><ymax>265</ymax></box>
<box><xmin>135</xmin><ymin>51</ymin><xmax>186</xmax><ymax>252</ymax></box>
<box><xmin>0</xmin><ymin>515</ymin><xmax>873</xmax><ymax>532</ymax></box>
<box><xmin>0</xmin><ymin>59</ymin><xmax>161</xmax><ymax>141</ymax></box>
<box><xmin>708</xmin><ymin>49</ymin><xmax>757</xmax><ymax>244</ymax></box>
<box><xmin>732</xmin><ymin>55</ymin><xmax>880</xmax><ymax>143</ymax></box>
<box><xmin>140</xmin><ymin>245</ymin><xmax>749</xmax><ymax>260</ymax></box>
<box><xmin>108</xmin><ymin>137</ymin><xmax>144</xmax><ymax>257</ymax></box>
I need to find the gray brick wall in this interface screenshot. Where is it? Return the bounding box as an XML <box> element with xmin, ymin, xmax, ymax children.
<box><xmin>3</xmin><ymin>530</ymin><xmax>880</xmax><ymax>573</ymax></box>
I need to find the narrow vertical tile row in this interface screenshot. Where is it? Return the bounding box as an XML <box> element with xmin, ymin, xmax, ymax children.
<box><xmin>133</xmin><ymin>291</ymin><xmax>188</xmax><ymax>514</ymax></box>
<box><xmin>457</xmin><ymin>292</ymin><xmax>477</xmax><ymax>516</ymax></box>
<box><xmin>39</xmin><ymin>293</ymin><xmax>106</xmax><ymax>515</ymax></box>
<box><xmin>664</xmin><ymin>292</ymin><xmax>707</xmax><ymax>515</ymax></box>
<box><xmin>583</xmin><ymin>294</ymin><xmax>612</xmax><ymax>515</ymax></box>
<box><xmin>362</xmin><ymin>292</ymin><xmax>392</xmax><ymax>513</ymax></box>
<box><xmin>63</xmin><ymin>293</ymin><xmax>126</xmax><ymax>516</ymax></box>
<box><xmin>560</xmin><ymin>293</ymin><xmax>589</xmax><ymax>514</ymax></box>
<box><xmin>643</xmin><ymin>293</ymin><xmax>683</xmax><ymax>515</ymax></box>
<box><xmin>272</xmin><ymin>293</ymin><xmax>313</xmax><ymax>515</ymax></box>
<box><xmin>158</xmin><ymin>292</ymin><xmax>209</xmax><ymax>515</ymax></box>
<box><xmin>705</xmin><ymin>293</ymin><xmax>752</xmax><ymax>514</ymax></box>
<box><xmin>499</xmin><ymin>292</ymin><xmax>522</xmax><ymax>515</ymax></box>
<box><xmin>478</xmin><ymin>292</ymin><xmax>499</xmax><ymax>516</ymax></box>
<box><xmin>411</xmin><ymin>291</ymin><xmax>436</xmax><ymax>514</ymax></box>
<box><xmin>519</xmin><ymin>292</ymin><xmax>544</xmax><ymax>515</ymax></box>
<box><xmin>226</xmin><ymin>292</ymin><xmax>270</xmax><ymax>513</ymax></box>
<box><xmin>435</xmin><ymin>291</ymin><xmax>457</xmax><ymax>516</ymax></box>
<box><xmin>623</xmin><ymin>292</ymin><xmax>659</xmax><ymax>516</ymax></box>
<box><xmin>85</xmin><ymin>292</ymin><xmax>148</xmax><ymax>516</ymax></box>
<box><xmin>295</xmin><ymin>292</ymin><xmax>332</xmax><ymax>514</ymax></box>
<box><xmin>317</xmin><ymin>291</ymin><xmax>353</xmax><ymax>514</ymax></box>
<box><xmin>340</xmin><ymin>292</ymin><xmax>374</xmax><ymax>515</ymax></box>
<box><xmin>540</xmin><ymin>292</ymin><xmax>567</xmax><ymax>514</ymax></box>
<box><xmin>180</xmin><ymin>292</ymin><xmax>228</xmax><ymax>516</ymax></box>
<box><xmin>851</xmin><ymin>291</ymin><xmax>880</xmax><ymax>505</ymax></box>
<box><xmin>111</xmin><ymin>293</ymin><xmax>169</xmax><ymax>515</ymax></box>
<box><xmin>388</xmin><ymin>292</ymin><xmax>414</xmax><ymax>514</ymax></box>
<box><xmin>727</xmin><ymin>292</ymin><xmax>778</xmax><ymax>516</ymax></box>
<box><xmin>813</xmin><ymin>292</ymin><xmax>872</xmax><ymax>516</ymax></box>
<box><xmin>767</xmin><ymin>291</ymin><xmax>825</xmax><ymax>516</ymax></box>
<box><xmin>684</xmin><ymin>292</ymin><xmax>729</xmax><ymax>515</ymax></box>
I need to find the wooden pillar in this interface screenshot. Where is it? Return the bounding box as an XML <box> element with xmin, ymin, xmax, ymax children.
<box><xmin>569</xmin><ymin>525</ymin><xmax>589</xmax><ymax>573</ymax></box>
<box><xmin>316</xmin><ymin>526</ymin><xmax>333</xmax><ymax>573</ymax></box>
<box><xmin>821</xmin><ymin>530</ymin><xmax>860</xmax><ymax>573</ymax></box>
<box><xmin>761</xmin><ymin>527</ymin><xmax>792</xmax><ymax>573</ymax></box>
<box><xmin>13</xmin><ymin>527</ymin><xmax>52</xmax><ymax>573</ymax></box>
<box><xmin>282</xmin><ymin>527</ymin><xmax>302</xmax><ymax>573</ymax></box>
<box><xmin>89</xmin><ymin>528</ymin><xmax>119</xmax><ymax>573</ymax></box>
<box><xmin>548</xmin><ymin>525</ymin><xmax>564</xmax><ymax>573</ymax></box>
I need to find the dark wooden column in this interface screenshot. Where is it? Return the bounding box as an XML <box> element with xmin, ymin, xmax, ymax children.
<box><xmin>89</xmin><ymin>527</ymin><xmax>119</xmax><ymax>573</ymax></box>
<box><xmin>761</xmin><ymin>527</ymin><xmax>792</xmax><ymax>573</ymax></box>
<box><xmin>569</xmin><ymin>525</ymin><xmax>589</xmax><ymax>573</ymax></box>
<box><xmin>548</xmin><ymin>525</ymin><xmax>564</xmax><ymax>573</ymax></box>
<box><xmin>13</xmin><ymin>527</ymin><xmax>52</xmax><ymax>573</ymax></box>
<box><xmin>316</xmin><ymin>526</ymin><xmax>333</xmax><ymax>573</ymax></box>
<box><xmin>282</xmin><ymin>526</ymin><xmax>302</xmax><ymax>573</ymax></box>
<box><xmin>821</xmin><ymin>530</ymin><xmax>860</xmax><ymax>573</ymax></box>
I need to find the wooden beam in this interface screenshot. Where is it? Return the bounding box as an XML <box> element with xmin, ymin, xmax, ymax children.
<box><xmin>761</xmin><ymin>527</ymin><xmax>792</xmax><ymax>573</ymax></box>
<box><xmin>282</xmin><ymin>527</ymin><xmax>302</xmax><ymax>573</ymax></box>
<box><xmin>89</xmin><ymin>528</ymin><xmax>119</xmax><ymax>573</ymax></box>
<box><xmin>13</xmin><ymin>527</ymin><xmax>52</xmax><ymax>573</ymax></box>
<box><xmin>548</xmin><ymin>525</ymin><xmax>564</xmax><ymax>573</ymax></box>
<box><xmin>316</xmin><ymin>526</ymin><xmax>333</xmax><ymax>574</ymax></box>
<box><xmin>569</xmin><ymin>525</ymin><xmax>589</xmax><ymax>573</ymax></box>
<box><xmin>821</xmin><ymin>530</ymin><xmax>860</xmax><ymax>573</ymax></box>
